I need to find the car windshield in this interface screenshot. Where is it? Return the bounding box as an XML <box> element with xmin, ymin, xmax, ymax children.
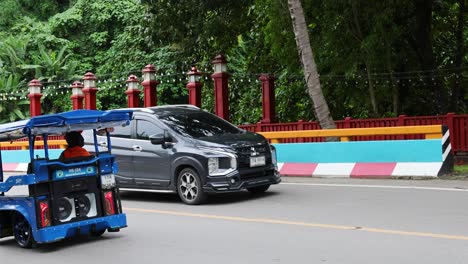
<box><xmin>157</xmin><ymin>111</ymin><xmax>241</xmax><ymax>138</ymax></box>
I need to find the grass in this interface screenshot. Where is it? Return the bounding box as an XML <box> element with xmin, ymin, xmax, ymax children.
<box><xmin>454</xmin><ymin>164</ymin><xmax>468</xmax><ymax>174</ymax></box>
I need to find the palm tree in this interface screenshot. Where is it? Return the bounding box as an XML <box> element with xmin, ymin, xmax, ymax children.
<box><xmin>287</xmin><ymin>0</ymin><xmax>336</xmax><ymax>131</ymax></box>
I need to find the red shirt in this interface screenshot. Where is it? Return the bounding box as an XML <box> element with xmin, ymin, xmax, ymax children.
<box><xmin>61</xmin><ymin>146</ymin><xmax>91</xmax><ymax>159</ymax></box>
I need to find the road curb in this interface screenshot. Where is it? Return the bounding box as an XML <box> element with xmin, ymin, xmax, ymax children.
<box><xmin>277</xmin><ymin>162</ymin><xmax>440</xmax><ymax>179</ymax></box>
<box><xmin>3</xmin><ymin>163</ymin><xmax>445</xmax><ymax>180</ymax></box>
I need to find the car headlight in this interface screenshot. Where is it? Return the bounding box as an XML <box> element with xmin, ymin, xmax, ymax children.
<box><xmin>230</xmin><ymin>157</ymin><xmax>237</xmax><ymax>170</ymax></box>
<box><xmin>207</xmin><ymin>156</ymin><xmax>237</xmax><ymax>176</ymax></box>
<box><xmin>270</xmin><ymin>145</ymin><xmax>277</xmax><ymax>166</ymax></box>
<box><xmin>208</xmin><ymin>158</ymin><xmax>219</xmax><ymax>174</ymax></box>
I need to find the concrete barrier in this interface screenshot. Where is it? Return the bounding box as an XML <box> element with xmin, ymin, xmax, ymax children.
<box><xmin>273</xmin><ymin>126</ymin><xmax>453</xmax><ymax>178</ymax></box>
<box><xmin>0</xmin><ymin>126</ymin><xmax>454</xmax><ymax>178</ymax></box>
<box><xmin>0</xmin><ymin>150</ymin><xmax>62</xmax><ymax>172</ymax></box>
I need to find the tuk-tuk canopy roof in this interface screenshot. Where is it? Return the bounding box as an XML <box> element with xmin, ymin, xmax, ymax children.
<box><xmin>0</xmin><ymin>109</ymin><xmax>133</xmax><ymax>142</ymax></box>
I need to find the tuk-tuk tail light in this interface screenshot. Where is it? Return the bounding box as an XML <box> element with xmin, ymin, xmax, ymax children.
<box><xmin>104</xmin><ymin>191</ymin><xmax>115</xmax><ymax>215</ymax></box>
<box><xmin>39</xmin><ymin>201</ymin><xmax>51</xmax><ymax>228</ymax></box>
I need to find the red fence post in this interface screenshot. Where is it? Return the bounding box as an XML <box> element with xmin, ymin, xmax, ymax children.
<box><xmin>344</xmin><ymin>117</ymin><xmax>352</xmax><ymax>128</ymax></box>
<box><xmin>297</xmin><ymin>119</ymin><xmax>304</xmax><ymax>130</ymax></box>
<box><xmin>259</xmin><ymin>74</ymin><xmax>276</xmax><ymax>123</ymax></box>
<box><xmin>70</xmin><ymin>81</ymin><xmax>84</xmax><ymax>110</ymax></box>
<box><xmin>211</xmin><ymin>54</ymin><xmax>230</xmax><ymax>121</ymax></box>
<box><xmin>83</xmin><ymin>72</ymin><xmax>98</xmax><ymax>110</ymax></box>
<box><xmin>256</xmin><ymin>122</ymin><xmax>262</xmax><ymax>132</ymax></box>
<box><xmin>28</xmin><ymin>79</ymin><xmax>42</xmax><ymax>117</ymax></box>
<box><xmin>142</xmin><ymin>64</ymin><xmax>159</xmax><ymax>107</ymax></box>
<box><xmin>446</xmin><ymin>113</ymin><xmax>455</xmax><ymax>151</ymax></box>
<box><xmin>126</xmin><ymin>75</ymin><xmax>140</xmax><ymax>108</ymax></box>
<box><xmin>446</xmin><ymin>113</ymin><xmax>455</xmax><ymax>132</ymax></box>
<box><xmin>187</xmin><ymin>66</ymin><xmax>202</xmax><ymax>108</ymax></box>
<box><xmin>297</xmin><ymin>120</ymin><xmax>304</xmax><ymax>143</ymax></box>
<box><xmin>397</xmin><ymin>115</ymin><xmax>407</xmax><ymax>139</ymax></box>
<box><xmin>398</xmin><ymin>114</ymin><xmax>407</xmax><ymax>126</ymax></box>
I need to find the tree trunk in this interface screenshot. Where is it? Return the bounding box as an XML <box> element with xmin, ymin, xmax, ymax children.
<box><xmin>349</xmin><ymin>1</ymin><xmax>378</xmax><ymax>115</ymax></box>
<box><xmin>411</xmin><ymin>0</ymin><xmax>446</xmax><ymax>114</ymax></box>
<box><xmin>287</xmin><ymin>0</ymin><xmax>336</xmax><ymax>130</ymax></box>
<box><xmin>383</xmin><ymin>35</ymin><xmax>399</xmax><ymax>114</ymax></box>
<box><xmin>364</xmin><ymin>61</ymin><xmax>378</xmax><ymax>115</ymax></box>
<box><xmin>452</xmin><ymin>0</ymin><xmax>465</xmax><ymax>112</ymax></box>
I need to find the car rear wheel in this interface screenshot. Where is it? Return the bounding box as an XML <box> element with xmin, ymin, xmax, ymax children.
<box><xmin>247</xmin><ymin>184</ymin><xmax>270</xmax><ymax>194</ymax></box>
<box><xmin>13</xmin><ymin>213</ymin><xmax>35</xmax><ymax>248</ymax></box>
<box><xmin>177</xmin><ymin>168</ymin><xmax>207</xmax><ymax>205</ymax></box>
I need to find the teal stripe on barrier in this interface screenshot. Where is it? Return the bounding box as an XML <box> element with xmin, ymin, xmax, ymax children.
<box><xmin>1</xmin><ymin>139</ymin><xmax>442</xmax><ymax>164</ymax></box>
<box><xmin>0</xmin><ymin>150</ymin><xmax>62</xmax><ymax>163</ymax></box>
<box><xmin>274</xmin><ymin>139</ymin><xmax>442</xmax><ymax>163</ymax></box>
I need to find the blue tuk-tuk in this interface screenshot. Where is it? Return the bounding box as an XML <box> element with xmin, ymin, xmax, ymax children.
<box><xmin>0</xmin><ymin>109</ymin><xmax>132</xmax><ymax>248</ymax></box>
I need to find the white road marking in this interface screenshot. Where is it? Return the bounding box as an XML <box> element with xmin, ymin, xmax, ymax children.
<box><xmin>281</xmin><ymin>182</ymin><xmax>468</xmax><ymax>192</ymax></box>
<box><xmin>120</xmin><ymin>188</ymin><xmax>175</xmax><ymax>193</ymax></box>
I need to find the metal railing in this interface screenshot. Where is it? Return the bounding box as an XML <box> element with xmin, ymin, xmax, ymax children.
<box><xmin>259</xmin><ymin>125</ymin><xmax>444</xmax><ymax>143</ymax></box>
<box><xmin>240</xmin><ymin>113</ymin><xmax>468</xmax><ymax>154</ymax></box>
<box><xmin>0</xmin><ymin>140</ymin><xmax>67</xmax><ymax>150</ymax></box>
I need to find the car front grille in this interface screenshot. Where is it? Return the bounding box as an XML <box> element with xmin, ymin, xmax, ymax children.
<box><xmin>234</xmin><ymin>143</ymin><xmax>272</xmax><ymax>169</ymax></box>
<box><xmin>238</xmin><ymin>168</ymin><xmax>276</xmax><ymax>181</ymax></box>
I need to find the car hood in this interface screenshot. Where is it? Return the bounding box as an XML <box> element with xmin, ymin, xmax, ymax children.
<box><xmin>196</xmin><ymin>131</ymin><xmax>267</xmax><ymax>148</ymax></box>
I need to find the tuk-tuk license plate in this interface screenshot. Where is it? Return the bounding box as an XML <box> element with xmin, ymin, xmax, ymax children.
<box><xmin>250</xmin><ymin>156</ymin><xmax>265</xmax><ymax>167</ymax></box>
<box><xmin>101</xmin><ymin>174</ymin><xmax>116</xmax><ymax>189</ymax></box>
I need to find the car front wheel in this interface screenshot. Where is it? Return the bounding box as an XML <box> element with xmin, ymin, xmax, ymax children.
<box><xmin>177</xmin><ymin>168</ymin><xmax>207</xmax><ymax>205</ymax></box>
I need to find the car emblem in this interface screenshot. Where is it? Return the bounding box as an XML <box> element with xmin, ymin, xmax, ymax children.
<box><xmin>251</xmin><ymin>147</ymin><xmax>259</xmax><ymax>156</ymax></box>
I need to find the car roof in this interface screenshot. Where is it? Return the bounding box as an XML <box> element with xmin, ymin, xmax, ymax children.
<box><xmin>119</xmin><ymin>105</ymin><xmax>204</xmax><ymax>116</ymax></box>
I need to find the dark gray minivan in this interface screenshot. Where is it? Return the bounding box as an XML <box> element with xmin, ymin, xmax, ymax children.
<box><xmin>83</xmin><ymin>105</ymin><xmax>280</xmax><ymax>205</ymax></box>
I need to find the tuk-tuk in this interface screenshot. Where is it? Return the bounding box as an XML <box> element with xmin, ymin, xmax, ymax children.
<box><xmin>0</xmin><ymin>109</ymin><xmax>133</xmax><ymax>248</ymax></box>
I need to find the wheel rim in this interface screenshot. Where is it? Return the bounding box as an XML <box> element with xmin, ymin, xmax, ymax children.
<box><xmin>14</xmin><ymin>215</ymin><xmax>30</xmax><ymax>247</ymax></box>
<box><xmin>179</xmin><ymin>172</ymin><xmax>198</xmax><ymax>201</ymax></box>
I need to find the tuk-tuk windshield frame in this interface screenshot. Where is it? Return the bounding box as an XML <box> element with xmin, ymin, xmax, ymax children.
<box><xmin>0</xmin><ymin>109</ymin><xmax>132</xmax><ymax>184</ymax></box>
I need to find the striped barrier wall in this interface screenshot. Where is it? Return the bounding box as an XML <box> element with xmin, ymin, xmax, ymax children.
<box><xmin>263</xmin><ymin>125</ymin><xmax>453</xmax><ymax>178</ymax></box>
<box><xmin>1</xmin><ymin>150</ymin><xmax>62</xmax><ymax>172</ymax></box>
<box><xmin>1</xmin><ymin>126</ymin><xmax>453</xmax><ymax>179</ymax></box>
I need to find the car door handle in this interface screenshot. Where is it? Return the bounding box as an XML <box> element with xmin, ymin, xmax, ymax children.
<box><xmin>99</xmin><ymin>141</ymin><xmax>108</xmax><ymax>147</ymax></box>
<box><xmin>132</xmin><ymin>145</ymin><xmax>142</xmax><ymax>151</ymax></box>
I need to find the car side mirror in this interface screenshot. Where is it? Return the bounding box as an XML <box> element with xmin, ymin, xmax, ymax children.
<box><xmin>149</xmin><ymin>134</ymin><xmax>165</xmax><ymax>145</ymax></box>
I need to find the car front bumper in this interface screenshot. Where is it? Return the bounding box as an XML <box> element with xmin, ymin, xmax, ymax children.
<box><xmin>203</xmin><ymin>167</ymin><xmax>281</xmax><ymax>193</ymax></box>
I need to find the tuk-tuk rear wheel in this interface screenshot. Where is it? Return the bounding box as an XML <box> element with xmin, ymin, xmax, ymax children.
<box><xmin>90</xmin><ymin>229</ymin><xmax>106</xmax><ymax>237</ymax></box>
<box><xmin>12</xmin><ymin>213</ymin><xmax>36</xmax><ymax>248</ymax></box>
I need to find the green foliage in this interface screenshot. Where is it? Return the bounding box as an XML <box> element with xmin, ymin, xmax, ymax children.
<box><xmin>454</xmin><ymin>164</ymin><xmax>468</xmax><ymax>173</ymax></box>
<box><xmin>0</xmin><ymin>0</ymin><xmax>466</xmax><ymax>123</ymax></box>
<box><xmin>0</xmin><ymin>37</ymin><xmax>26</xmax><ymax>80</ymax></box>
<box><xmin>0</xmin><ymin>71</ymin><xmax>29</xmax><ymax>122</ymax></box>
<box><xmin>0</xmin><ymin>0</ymin><xmax>22</xmax><ymax>29</ymax></box>
<box><xmin>0</xmin><ymin>12</ymin><xmax>78</xmax><ymax>119</ymax></box>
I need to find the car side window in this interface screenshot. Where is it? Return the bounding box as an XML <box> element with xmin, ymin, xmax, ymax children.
<box><xmin>110</xmin><ymin>124</ymin><xmax>131</xmax><ymax>138</ymax></box>
<box><xmin>136</xmin><ymin>120</ymin><xmax>163</xmax><ymax>140</ymax></box>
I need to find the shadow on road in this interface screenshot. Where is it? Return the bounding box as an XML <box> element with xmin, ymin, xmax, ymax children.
<box><xmin>119</xmin><ymin>190</ymin><xmax>281</xmax><ymax>205</ymax></box>
<box><xmin>0</xmin><ymin>233</ymin><xmax>123</xmax><ymax>253</ymax></box>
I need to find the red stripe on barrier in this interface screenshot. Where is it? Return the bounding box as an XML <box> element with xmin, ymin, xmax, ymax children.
<box><xmin>279</xmin><ymin>163</ymin><xmax>317</xmax><ymax>177</ymax></box>
<box><xmin>2</xmin><ymin>163</ymin><xmax>19</xmax><ymax>171</ymax></box>
<box><xmin>351</xmin><ymin>163</ymin><xmax>396</xmax><ymax>178</ymax></box>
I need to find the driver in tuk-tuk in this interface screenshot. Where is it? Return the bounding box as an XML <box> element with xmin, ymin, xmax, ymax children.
<box><xmin>59</xmin><ymin>131</ymin><xmax>91</xmax><ymax>160</ymax></box>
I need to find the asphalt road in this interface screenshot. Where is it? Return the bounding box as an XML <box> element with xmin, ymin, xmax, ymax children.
<box><xmin>1</xmin><ymin>176</ymin><xmax>468</xmax><ymax>264</ymax></box>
